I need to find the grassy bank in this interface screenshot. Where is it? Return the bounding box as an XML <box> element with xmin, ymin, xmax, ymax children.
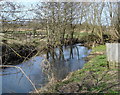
<box><xmin>38</xmin><ymin>45</ymin><xmax>119</xmax><ymax>93</ymax></box>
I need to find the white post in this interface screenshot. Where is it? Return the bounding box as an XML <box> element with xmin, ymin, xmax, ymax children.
<box><xmin>106</xmin><ymin>43</ymin><xmax>119</xmax><ymax>67</ymax></box>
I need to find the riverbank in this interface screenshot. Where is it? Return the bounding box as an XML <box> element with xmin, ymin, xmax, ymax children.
<box><xmin>1</xmin><ymin>42</ymin><xmax>38</xmax><ymax>65</ymax></box>
<box><xmin>36</xmin><ymin>45</ymin><xmax>119</xmax><ymax>93</ymax></box>
<box><xmin>1</xmin><ymin>32</ymin><xmax>119</xmax><ymax>66</ymax></box>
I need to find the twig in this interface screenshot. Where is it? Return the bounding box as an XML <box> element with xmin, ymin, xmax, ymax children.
<box><xmin>2</xmin><ymin>43</ymin><xmax>25</xmax><ymax>58</ymax></box>
<box><xmin>0</xmin><ymin>65</ymin><xmax>39</xmax><ymax>94</ymax></box>
<box><xmin>22</xmin><ymin>49</ymin><xmax>39</xmax><ymax>63</ymax></box>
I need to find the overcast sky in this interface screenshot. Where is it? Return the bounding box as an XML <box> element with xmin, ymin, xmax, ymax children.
<box><xmin>3</xmin><ymin>0</ymin><xmax>39</xmax><ymax>3</ymax></box>
<box><xmin>2</xmin><ymin>0</ymin><xmax>120</xmax><ymax>2</ymax></box>
<box><xmin>1</xmin><ymin>0</ymin><xmax>118</xmax><ymax>26</ymax></box>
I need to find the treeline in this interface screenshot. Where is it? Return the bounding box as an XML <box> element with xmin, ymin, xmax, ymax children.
<box><xmin>1</xmin><ymin>2</ymin><xmax>120</xmax><ymax>58</ymax></box>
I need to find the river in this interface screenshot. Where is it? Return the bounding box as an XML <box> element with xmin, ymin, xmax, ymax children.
<box><xmin>1</xmin><ymin>44</ymin><xmax>91</xmax><ymax>93</ymax></box>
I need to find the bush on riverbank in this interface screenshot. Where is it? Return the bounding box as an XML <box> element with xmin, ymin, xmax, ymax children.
<box><xmin>1</xmin><ymin>43</ymin><xmax>38</xmax><ymax>65</ymax></box>
<box><xmin>79</xmin><ymin>33</ymin><xmax>118</xmax><ymax>48</ymax></box>
<box><xmin>38</xmin><ymin>45</ymin><xmax>119</xmax><ymax>93</ymax></box>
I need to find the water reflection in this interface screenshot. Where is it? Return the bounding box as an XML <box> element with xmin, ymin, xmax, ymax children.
<box><xmin>1</xmin><ymin>44</ymin><xmax>91</xmax><ymax>93</ymax></box>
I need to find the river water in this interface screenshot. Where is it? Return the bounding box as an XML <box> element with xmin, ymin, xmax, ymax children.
<box><xmin>1</xmin><ymin>44</ymin><xmax>91</xmax><ymax>93</ymax></box>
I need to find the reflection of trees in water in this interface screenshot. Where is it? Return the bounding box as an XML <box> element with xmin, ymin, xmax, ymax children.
<box><xmin>42</xmin><ymin>45</ymin><xmax>81</xmax><ymax>82</ymax></box>
<box><xmin>46</xmin><ymin>45</ymin><xmax>80</xmax><ymax>61</ymax></box>
<box><xmin>42</xmin><ymin>59</ymin><xmax>70</xmax><ymax>82</ymax></box>
<box><xmin>70</xmin><ymin>45</ymin><xmax>80</xmax><ymax>60</ymax></box>
<box><xmin>75</xmin><ymin>46</ymin><xmax>80</xmax><ymax>60</ymax></box>
<box><xmin>59</xmin><ymin>45</ymin><xmax>65</xmax><ymax>60</ymax></box>
<box><xmin>70</xmin><ymin>45</ymin><xmax>74</xmax><ymax>59</ymax></box>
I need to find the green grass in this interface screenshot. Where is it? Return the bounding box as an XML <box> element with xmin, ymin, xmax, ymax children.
<box><xmin>64</xmin><ymin>32</ymin><xmax>90</xmax><ymax>39</ymax></box>
<box><xmin>61</xmin><ymin>53</ymin><xmax>107</xmax><ymax>84</ymax></box>
<box><xmin>92</xmin><ymin>45</ymin><xmax>106</xmax><ymax>53</ymax></box>
<box><xmin>74</xmin><ymin>32</ymin><xmax>89</xmax><ymax>38</ymax></box>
